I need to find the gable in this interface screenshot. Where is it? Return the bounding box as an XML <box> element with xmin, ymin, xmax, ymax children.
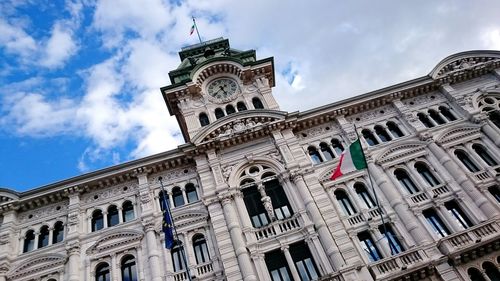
<box><xmin>8</xmin><ymin>253</ymin><xmax>66</xmax><ymax>280</ymax></box>
<box><xmin>86</xmin><ymin>229</ymin><xmax>143</xmax><ymax>255</ymax></box>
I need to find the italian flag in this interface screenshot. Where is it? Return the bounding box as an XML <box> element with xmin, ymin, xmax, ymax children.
<box><xmin>330</xmin><ymin>139</ymin><xmax>367</xmax><ymax>180</ymax></box>
<box><xmin>190</xmin><ymin>23</ymin><xmax>195</xmax><ymax>35</ymax></box>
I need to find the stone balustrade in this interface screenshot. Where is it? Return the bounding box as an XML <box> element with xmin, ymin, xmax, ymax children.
<box><xmin>368</xmin><ymin>248</ymin><xmax>430</xmax><ymax>280</ymax></box>
<box><xmin>252</xmin><ymin>213</ymin><xmax>302</xmax><ymax>240</ymax></box>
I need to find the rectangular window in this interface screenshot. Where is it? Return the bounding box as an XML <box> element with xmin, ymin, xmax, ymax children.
<box><xmin>358</xmin><ymin>231</ymin><xmax>382</xmax><ymax>262</ymax></box>
<box><xmin>265</xmin><ymin>179</ymin><xmax>294</xmax><ymax>220</ymax></box>
<box><xmin>289</xmin><ymin>242</ymin><xmax>319</xmax><ymax>281</ymax></box>
<box><xmin>423</xmin><ymin>209</ymin><xmax>451</xmax><ymax>238</ymax></box>
<box><xmin>243</xmin><ymin>185</ymin><xmax>270</xmax><ymax>228</ymax></box>
<box><xmin>378</xmin><ymin>224</ymin><xmax>404</xmax><ymax>255</ymax></box>
<box><xmin>171</xmin><ymin>248</ymin><xmax>185</xmax><ymax>272</ymax></box>
<box><xmin>265</xmin><ymin>249</ymin><xmax>292</xmax><ymax>281</ymax></box>
<box><xmin>445</xmin><ymin>201</ymin><xmax>473</xmax><ymax>229</ymax></box>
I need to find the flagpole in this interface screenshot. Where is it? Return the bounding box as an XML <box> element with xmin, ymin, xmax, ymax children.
<box><xmin>353</xmin><ymin>125</ymin><xmax>396</xmax><ymax>255</ymax></box>
<box><xmin>158</xmin><ymin>177</ymin><xmax>193</xmax><ymax>281</ymax></box>
<box><xmin>192</xmin><ymin>17</ymin><xmax>202</xmax><ymax>43</ymax></box>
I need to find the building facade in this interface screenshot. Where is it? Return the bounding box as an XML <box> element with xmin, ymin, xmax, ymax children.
<box><xmin>0</xmin><ymin>38</ymin><xmax>499</xmax><ymax>281</ymax></box>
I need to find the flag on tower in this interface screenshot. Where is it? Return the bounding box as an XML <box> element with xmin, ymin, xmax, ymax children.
<box><xmin>189</xmin><ymin>23</ymin><xmax>195</xmax><ymax>35</ymax></box>
<box><xmin>330</xmin><ymin>138</ymin><xmax>367</xmax><ymax>180</ymax></box>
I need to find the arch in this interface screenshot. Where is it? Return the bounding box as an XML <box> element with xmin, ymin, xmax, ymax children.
<box><xmin>308</xmin><ymin>146</ymin><xmax>323</xmax><ymax>164</ymax></box>
<box><xmin>320</xmin><ymin>142</ymin><xmax>334</xmax><ymax>161</ymax></box>
<box><xmin>192</xmin><ymin>234</ymin><xmax>210</xmax><ymax>264</ymax></box>
<box><xmin>95</xmin><ymin>262</ymin><xmax>110</xmax><ymax>281</ymax></box>
<box><xmin>455</xmin><ymin>150</ymin><xmax>480</xmax><ymax>172</ymax></box>
<box><xmin>120</xmin><ymin>255</ymin><xmax>138</xmax><ymax>281</ymax></box>
<box><xmin>237</xmin><ymin>101</ymin><xmax>247</xmax><ymax>111</ymax></box>
<box><xmin>414</xmin><ymin>162</ymin><xmax>440</xmax><ymax>187</ymax></box>
<box><xmin>374</xmin><ymin>125</ymin><xmax>392</xmax><ymax>142</ymax></box>
<box><xmin>214</xmin><ymin>108</ymin><xmax>225</xmax><ymax>119</ymax></box>
<box><xmin>92</xmin><ymin>209</ymin><xmax>104</xmax><ymax>232</ymax></box>
<box><xmin>394</xmin><ymin>169</ymin><xmax>419</xmax><ymax>194</ymax></box>
<box><xmin>107</xmin><ymin>205</ymin><xmax>119</xmax><ymax>227</ymax></box>
<box><xmin>418</xmin><ymin>112</ymin><xmax>434</xmax><ymax>128</ymax></box>
<box><xmin>122</xmin><ymin>201</ymin><xmax>135</xmax><ymax>222</ymax></box>
<box><xmin>172</xmin><ymin>186</ymin><xmax>185</xmax><ymax>207</ymax></box>
<box><xmin>226</xmin><ymin>104</ymin><xmax>236</xmax><ymax>115</ymax></box>
<box><xmin>428</xmin><ymin>109</ymin><xmax>446</xmax><ymax>125</ymax></box>
<box><xmin>185</xmin><ymin>183</ymin><xmax>198</xmax><ymax>203</ymax></box>
<box><xmin>362</xmin><ymin>129</ymin><xmax>379</xmax><ymax>146</ymax></box>
<box><xmin>199</xmin><ymin>113</ymin><xmax>209</xmax><ymax>127</ymax></box>
<box><xmin>467</xmin><ymin>267</ymin><xmax>486</xmax><ymax>281</ymax></box>
<box><xmin>23</xmin><ymin>230</ymin><xmax>35</xmax><ymax>252</ymax></box>
<box><xmin>386</xmin><ymin>121</ymin><xmax>404</xmax><ymax>138</ymax></box>
<box><xmin>429</xmin><ymin>50</ymin><xmax>500</xmax><ymax>78</ymax></box>
<box><xmin>354</xmin><ymin>182</ymin><xmax>376</xmax><ymax>208</ymax></box>
<box><xmin>472</xmin><ymin>143</ymin><xmax>498</xmax><ymax>166</ymax></box>
<box><xmin>483</xmin><ymin>261</ymin><xmax>500</xmax><ymax>280</ymax></box>
<box><xmin>252</xmin><ymin>97</ymin><xmax>264</xmax><ymax>109</ymax></box>
<box><xmin>38</xmin><ymin>225</ymin><xmax>49</xmax><ymax>248</ymax></box>
<box><xmin>331</xmin><ymin>138</ymin><xmax>344</xmax><ymax>155</ymax></box>
<box><xmin>438</xmin><ymin>106</ymin><xmax>456</xmax><ymax>121</ymax></box>
<box><xmin>52</xmin><ymin>221</ymin><xmax>64</xmax><ymax>244</ymax></box>
<box><xmin>334</xmin><ymin>190</ymin><xmax>357</xmax><ymax>216</ymax></box>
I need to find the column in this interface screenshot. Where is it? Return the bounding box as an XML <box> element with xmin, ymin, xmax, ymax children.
<box><xmin>111</xmin><ymin>254</ymin><xmax>119</xmax><ymax>281</ymax></box>
<box><xmin>184</xmin><ymin>233</ymin><xmax>197</xmax><ymax>277</ymax></box>
<box><xmin>371</xmin><ymin>229</ymin><xmax>390</xmax><ymax>257</ymax></box>
<box><xmin>427</xmin><ymin>141</ymin><xmax>498</xmax><ymax>218</ymax></box>
<box><xmin>33</xmin><ymin>231</ymin><xmax>39</xmax><ymax>250</ymax></box>
<box><xmin>181</xmin><ymin>187</ymin><xmax>189</xmax><ymax>205</ymax></box>
<box><xmin>144</xmin><ymin>221</ymin><xmax>163</xmax><ymax>281</ymax></box>
<box><xmin>118</xmin><ymin>207</ymin><xmax>123</xmax><ymax>224</ymax></box>
<box><xmin>436</xmin><ymin>205</ymin><xmax>461</xmax><ymax>233</ymax></box>
<box><xmin>168</xmin><ymin>191</ymin><xmax>175</xmax><ymax>209</ymax></box>
<box><xmin>291</xmin><ymin>173</ymin><xmax>345</xmax><ymax>269</ymax></box>
<box><xmin>233</xmin><ymin>191</ymin><xmax>255</xmax><ymax>243</ymax></box>
<box><xmin>220</xmin><ymin>195</ymin><xmax>257</xmax><ymax>281</ymax></box>
<box><xmin>66</xmin><ymin>241</ymin><xmax>81</xmax><ymax>281</ymax></box>
<box><xmin>306</xmin><ymin>235</ymin><xmax>334</xmax><ymax>274</ymax></box>
<box><xmin>281</xmin><ymin>246</ymin><xmax>301</xmax><ymax>281</ymax></box>
<box><xmin>482</xmin><ymin>122</ymin><xmax>500</xmax><ymax>146</ymax></box>
<box><xmin>368</xmin><ymin>162</ymin><xmax>432</xmax><ymax>244</ymax></box>
<box><xmin>103</xmin><ymin>212</ymin><xmax>108</xmax><ymax>228</ymax></box>
<box><xmin>48</xmin><ymin>227</ymin><xmax>54</xmax><ymax>246</ymax></box>
<box><xmin>251</xmin><ymin>254</ymin><xmax>270</xmax><ymax>281</ymax></box>
<box><xmin>136</xmin><ymin>246</ymin><xmax>146</xmax><ymax>281</ymax></box>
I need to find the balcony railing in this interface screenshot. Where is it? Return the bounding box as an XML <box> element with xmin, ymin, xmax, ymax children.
<box><xmin>408</xmin><ymin>191</ymin><xmax>429</xmax><ymax>204</ymax></box>
<box><xmin>171</xmin><ymin>261</ymin><xmax>214</xmax><ymax>281</ymax></box>
<box><xmin>252</xmin><ymin>214</ymin><xmax>301</xmax><ymax>240</ymax></box>
<box><xmin>347</xmin><ymin>213</ymin><xmax>365</xmax><ymax>226</ymax></box>
<box><xmin>430</xmin><ymin>184</ymin><xmax>451</xmax><ymax>197</ymax></box>
<box><xmin>473</xmin><ymin>170</ymin><xmax>492</xmax><ymax>181</ymax></box>
<box><xmin>369</xmin><ymin>248</ymin><xmax>430</xmax><ymax>280</ymax></box>
<box><xmin>438</xmin><ymin>220</ymin><xmax>499</xmax><ymax>257</ymax></box>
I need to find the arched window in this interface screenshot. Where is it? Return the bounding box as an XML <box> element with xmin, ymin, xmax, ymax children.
<box><xmin>23</xmin><ymin>230</ymin><xmax>35</xmax><ymax>252</ymax></box>
<box><xmin>242</xmin><ymin>185</ymin><xmax>269</xmax><ymax>227</ymax></box>
<box><xmin>472</xmin><ymin>144</ymin><xmax>498</xmax><ymax>166</ymax></box>
<box><xmin>415</xmin><ymin>162</ymin><xmax>440</xmax><ymax>187</ymax></box>
<box><xmin>53</xmin><ymin>221</ymin><xmax>64</xmax><ymax>244</ymax></box>
<box><xmin>331</xmin><ymin>138</ymin><xmax>344</xmax><ymax>155</ymax></box>
<box><xmin>428</xmin><ymin>109</ymin><xmax>446</xmax><ymax>124</ymax></box>
<box><xmin>394</xmin><ymin>169</ymin><xmax>419</xmax><ymax>194</ymax></box>
<box><xmin>488</xmin><ymin>185</ymin><xmax>500</xmax><ymax>203</ymax></box>
<box><xmin>335</xmin><ymin>190</ymin><xmax>357</xmax><ymax>216</ymax></box>
<box><xmin>107</xmin><ymin>205</ymin><xmax>119</xmax><ymax>227</ymax></box>
<box><xmin>121</xmin><ymin>256</ymin><xmax>138</xmax><ymax>281</ymax></box>
<box><xmin>423</xmin><ymin>209</ymin><xmax>451</xmax><ymax>238</ymax></box>
<box><xmin>226</xmin><ymin>104</ymin><xmax>236</xmax><ymax>115</ymax></box>
<box><xmin>122</xmin><ymin>201</ymin><xmax>135</xmax><ymax>222</ymax></box>
<box><xmin>358</xmin><ymin>231</ymin><xmax>382</xmax><ymax>262</ymax></box>
<box><xmin>199</xmin><ymin>113</ymin><xmax>209</xmax><ymax>127</ymax></box>
<box><xmin>264</xmin><ymin>178</ymin><xmax>293</xmax><ymax>220</ymax></box>
<box><xmin>38</xmin><ymin>225</ymin><xmax>49</xmax><ymax>248</ymax></box>
<box><xmin>386</xmin><ymin>121</ymin><xmax>404</xmax><ymax>137</ymax></box>
<box><xmin>320</xmin><ymin>142</ymin><xmax>334</xmax><ymax>161</ymax></box>
<box><xmin>171</xmin><ymin>246</ymin><xmax>186</xmax><ymax>272</ymax></box>
<box><xmin>467</xmin><ymin>268</ymin><xmax>486</xmax><ymax>281</ymax></box>
<box><xmin>455</xmin><ymin>150</ymin><xmax>480</xmax><ymax>172</ymax></box>
<box><xmin>488</xmin><ymin>110</ymin><xmax>500</xmax><ymax>128</ymax></box>
<box><xmin>252</xmin><ymin>97</ymin><xmax>264</xmax><ymax>109</ymax></box>
<box><xmin>158</xmin><ymin>191</ymin><xmax>169</xmax><ymax>211</ymax></box>
<box><xmin>483</xmin><ymin>262</ymin><xmax>500</xmax><ymax>281</ymax></box>
<box><xmin>374</xmin><ymin>125</ymin><xmax>392</xmax><ymax>142</ymax></box>
<box><xmin>439</xmin><ymin>106</ymin><xmax>456</xmax><ymax>121</ymax></box>
<box><xmin>215</xmin><ymin>108</ymin><xmax>225</xmax><ymax>119</ymax></box>
<box><xmin>95</xmin><ymin>262</ymin><xmax>110</xmax><ymax>281</ymax></box>
<box><xmin>185</xmin><ymin>183</ymin><xmax>198</xmax><ymax>203</ymax></box>
<box><xmin>354</xmin><ymin>183</ymin><xmax>376</xmax><ymax>208</ymax></box>
<box><xmin>172</xmin><ymin>187</ymin><xmax>185</xmax><ymax>207</ymax></box>
<box><xmin>445</xmin><ymin>201</ymin><xmax>473</xmax><ymax>229</ymax></box>
<box><xmin>237</xmin><ymin>102</ymin><xmax>247</xmax><ymax>111</ymax></box>
<box><xmin>418</xmin><ymin>113</ymin><xmax>434</xmax><ymax>128</ymax></box>
<box><xmin>193</xmin><ymin>234</ymin><xmax>210</xmax><ymax>264</ymax></box>
<box><xmin>308</xmin><ymin>146</ymin><xmax>323</xmax><ymax>164</ymax></box>
<box><xmin>362</xmin><ymin>129</ymin><xmax>379</xmax><ymax>146</ymax></box>
<box><xmin>92</xmin><ymin>210</ymin><xmax>104</xmax><ymax>232</ymax></box>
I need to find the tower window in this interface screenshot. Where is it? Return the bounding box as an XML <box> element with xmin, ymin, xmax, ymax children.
<box><xmin>107</xmin><ymin>205</ymin><xmax>119</xmax><ymax>227</ymax></box>
<box><xmin>226</xmin><ymin>104</ymin><xmax>236</xmax><ymax>114</ymax></box>
<box><xmin>92</xmin><ymin>210</ymin><xmax>104</xmax><ymax>232</ymax></box>
<box><xmin>362</xmin><ymin>129</ymin><xmax>379</xmax><ymax>146</ymax></box>
<box><xmin>53</xmin><ymin>221</ymin><xmax>64</xmax><ymax>244</ymax></box>
<box><xmin>38</xmin><ymin>225</ymin><xmax>49</xmax><ymax>248</ymax></box>
<box><xmin>237</xmin><ymin>102</ymin><xmax>247</xmax><ymax>111</ymax></box>
<box><xmin>439</xmin><ymin>106</ymin><xmax>456</xmax><ymax>121</ymax></box>
<box><xmin>252</xmin><ymin>97</ymin><xmax>264</xmax><ymax>109</ymax></box>
<box><xmin>215</xmin><ymin>108</ymin><xmax>225</xmax><ymax>119</ymax></box>
<box><xmin>122</xmin><ymin>201</ymin><xmax>135</xmax><ymax>222</ymax></box>
<box><xmin>199</xmin><ymin>113</ymin><xmax>209</xmax><ymax>127</ymax></box>
<box><xmin>428</xmin><ymin>109</ymin><xmax>446</xmax><ymax>124</ymax></box>
<box><xmin>320</xmin><ymin>142</ymin><xmax>334</xmax><ymax>161</ymax></box>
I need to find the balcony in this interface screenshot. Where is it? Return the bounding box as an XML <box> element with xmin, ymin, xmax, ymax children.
<box><xmin>437</xmin><ymin>219</ymin><xmax>500</xmax><ymax>265</ymax></box>
<box><xmin>430</xmin><ymin>184</ymin><xmax>451</xmax><ymax>197</ymax></box>
<box><xmin>252</xmin><ymin>213</ymin><xmax>302</xmax><ymax>241</ymax></box>
<box><xmin>368</xmin><ymin>248</ymin><xmax>434</xmax><ymax>281</ymax></box>
<box><xmin>407</xmin><ymin>191</ymin><xmax>429</xmax><ymax>205</ymax></box>
<box><xmin>171</xmin><ymin>261</ymin><xmax>215</xmax><ymax>281</ymax></box>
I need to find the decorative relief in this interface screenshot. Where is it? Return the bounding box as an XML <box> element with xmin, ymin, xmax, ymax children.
<box><xmin>8</xmin><ymin>253</ymin><xmax>66</xmax><ymax>280</ymax></box>
<box><xmin>152</xmin><ymin>167</ymin><xmax>197</xmax><ymax>184</ymax></box>
<box><xmin>436</xmin><ymin>57</ymin><xmax>497</xmax><ymax>77</ymax></box>
<box><xmin>222</xmin><ymin>165</ymin><xmax>234</xmax><ymax>181</ymax></box>
<box><xmin>18</xmin><ymin>203</ymin><xmax>68</xmax><ymax>223</ymax></box>
<box><xmin>217</xmin><ymin>118</ymin><xmax>263</xmax><ymax>138</ymax></box>
<box><xmin>455</xmin><ymin>94</ymin><xmax>474</xmax><ymax>110</ymax></box>
<box><xmin>346</xmin><ymin>106</ymin><xmax>396</xmax><ymax>123</ymax></box>
<box><xmin>83</xmin><ymin>183</ymin><xmax>138</xmax><ymax>204</ymax></box>
<box><xmin>347</xmin><ymin>131</ymin><xmax>357</xmax><ymax>142</ymax></box>
<box><xmin>212</xmin><ymin>165</ymin><xmax>224</xmax><ymax>185</ymax></box>
<box><xmin>299</xmin><ymin>124</ymin><xmax>341</xmax><ymax>139</ymax></box>
<box><xmin>0</xmin><ymin>232</ymin><xmax>9</xmax><ymax>245</ymax></box>
<box><xmin>402</xmin><ymin>92</ymin><xmax>445</xmax><ymax>108</ymax></box>
<box><xmin>86</xmin><ymin>230</ymin><xmax>143</xmax><ymax>255</ymax></box>
<box><xmin>268</xmin><ymin>149</ymin><xmax>284</xmax><ymax>165</ymax></box>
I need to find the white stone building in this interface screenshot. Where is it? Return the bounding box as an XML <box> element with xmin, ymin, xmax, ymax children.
<box><xmin>0</xmin><ymin>38</ymin><xmax>499</xmax><ymax>281</ymax></box>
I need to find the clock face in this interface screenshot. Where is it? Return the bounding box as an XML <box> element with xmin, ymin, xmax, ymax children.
<box><xmin>207</xmin><ymin>78</ymin><xmax>239</xmax><ymax>100</ymax></box>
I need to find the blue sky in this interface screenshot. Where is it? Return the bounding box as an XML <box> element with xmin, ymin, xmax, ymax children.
<box><xmin>1</xmin><ymin>0</ymin><xmax>500</xmax><ymax>191</ymax></box>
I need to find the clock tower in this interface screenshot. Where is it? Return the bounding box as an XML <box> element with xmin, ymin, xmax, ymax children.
<box><xmin>161</xmin><ymin>38</ymin><xmax>278</xmax><ymax>142</ymax></box>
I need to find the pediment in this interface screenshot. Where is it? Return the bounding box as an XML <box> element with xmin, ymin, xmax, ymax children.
<box><xmin>9</xmin><ymin>253</ymin><xmax>66</xmax><ymax>280</ymax></box>
<box><xmin>172</xmin><ymin>209</ymin><xmax>209</xmax><ymax>228</ymax></box>
<box><xmin>429</xmin><ymin>50</ymin><xmax>500</xmax><ymax>79</ymax></box>
<box><xmin>86</xmin><ymin>229</ymin><xmax>143</xmax><ymax>255</ymax></box>
<box><xmin>191</xmin><ymin>110</ymin><xmax>287</xmax><ymax>144</ymax></box>
<box><xmin>375</xmin><ymin>141</ymin><xmax>428</xmax><ymax>165</ymax></box>
<box><xmin>435</xmin><ymin>125</ymin><xmax>481</xmax><ymax>146</ymax></box>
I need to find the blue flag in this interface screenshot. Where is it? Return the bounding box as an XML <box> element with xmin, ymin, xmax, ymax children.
<box><xmin>161</xmin><ymin>199</ymin><xmax>175</xmax><ymax>249</ymax></box>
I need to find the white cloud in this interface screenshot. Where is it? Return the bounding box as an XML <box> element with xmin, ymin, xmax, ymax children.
<box><xmin>0</xmin><ymin>18</ymin><xmax>36</xmax><ymax>58</ymax></box>
<box><xmin>40</xmin><ymin>23</ymin><xmax>78</xmax><ymax>68</ymax></box>
<box><xmin>481</xmin><ymin>27</ymin><xmax>500</xmax><ymax>49</ymax></box>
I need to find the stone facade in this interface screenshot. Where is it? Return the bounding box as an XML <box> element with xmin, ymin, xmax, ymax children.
<box><xmin>0</xmin><ymin>38</ymin><xmax>499</xmax><ymax>281</ymax></box>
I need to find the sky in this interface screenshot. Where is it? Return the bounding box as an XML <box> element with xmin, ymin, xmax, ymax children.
<box><xmin>1</xmin><ymin>0</ymin><xmax>500</xmax><ymax>192</ymax></box>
